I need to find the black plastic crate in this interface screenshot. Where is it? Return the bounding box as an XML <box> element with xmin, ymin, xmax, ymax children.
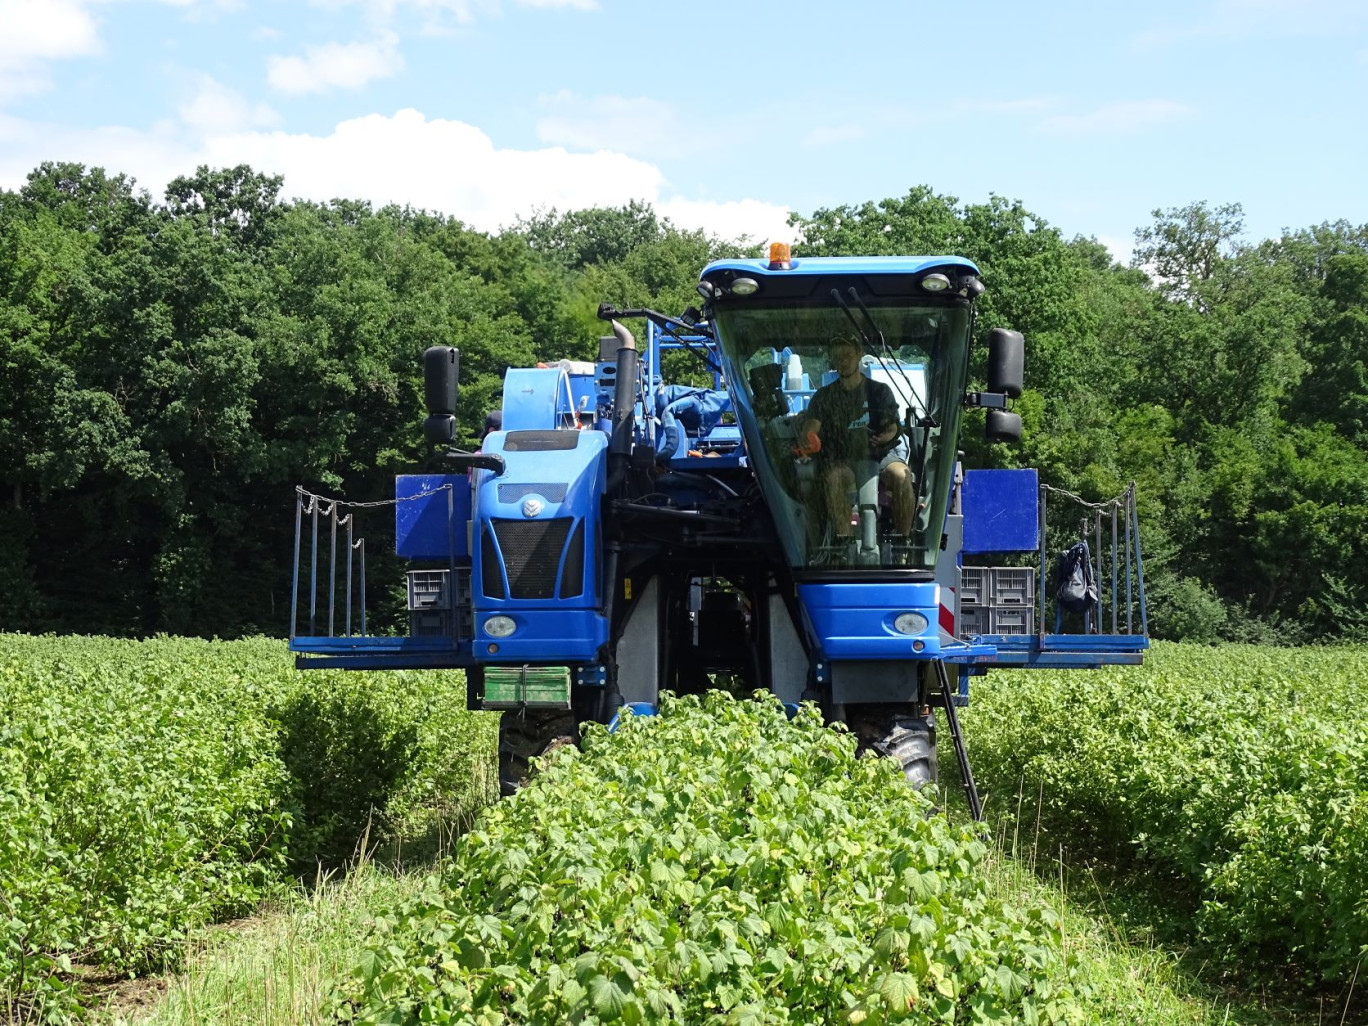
<box><xmin>991</xmin><ymin>567</ymin><xmax>1035</xmax><ymax>606</ymax></box>
<box><xmin>960</xmin><ymin>567</ymin><xmax>988</xmax><ymax>606</ymax></box>
<box><xmin>407</xmin><ymin>570</ymin><xmax>450</xmax><ymax>610</ymax></box>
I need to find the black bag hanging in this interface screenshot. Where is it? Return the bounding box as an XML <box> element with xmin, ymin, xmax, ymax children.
<box><xmin>1054</xmin><ymin>540</ymin><xmax>1098</xmax><ymax>614</ymax></box>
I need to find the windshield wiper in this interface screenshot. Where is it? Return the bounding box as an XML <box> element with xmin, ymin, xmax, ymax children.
<box><xmin>829</xmin><ymin>288</ymin><xmax>933</xmax><ymax>428</ymax></box>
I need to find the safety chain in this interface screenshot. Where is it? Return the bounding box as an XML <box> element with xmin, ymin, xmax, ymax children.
<box><xmin>1039</xmin><ymin>481</ymin><xmax>1133</xmax><ymax>512</ymax></box>
<box><xmin>295</xmin><ymin>483</ymin><xmax>453</xmax><ymax>514</ymax></box>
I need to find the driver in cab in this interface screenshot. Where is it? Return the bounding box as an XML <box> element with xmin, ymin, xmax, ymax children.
<box><xmin>793</xmin><ymin>332</ymin><xmax>915</xmax><ymax>543</ymax></box>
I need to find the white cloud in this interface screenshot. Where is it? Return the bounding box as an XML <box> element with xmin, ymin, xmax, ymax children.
<box><xmin>1039</xmin><ymin>100</ymin><xmax>1190</xmax><ymax>135</ymax></box>
<box><xmin>0</xmin><ymin>113</ymin><xmax>196</xmax><ymax>193</ymax></box>
<box><xmin>0</xmin><ymin>0</ymin><xmax>221</xmax><ymax>105</ymax></box>
<box><xmin>0</xmin><ymin>68</ymin><xmax>54</xmax><ymax>104</ymax></box>
<box><xmin>267</xmin><ymin>35</ymin><xmax>404</xmax><ymax>94</ymax></box>
<box><xmin>0</xmin><ymin>107</ymin><xmax>790</xmax><ymax>242</ymax></box>
<box><xmin>303</xmin><ymin>0</ymin><xmax>525</xmax><ymax>27</ymax></box>
<box><xmin>0</xmin><ymin>0</ymin><xmax>101</xmax><ymax>103</ymax></box>
<box><xmin>199</xmin><ymin>109</ymin><xmax>661</xmax><ymax>223</ymax></box>
<box><xmin>178</xmin><ymin>76</ymin><xmax>279</xmax><ymax>135</ymax></box>
<box><xmin>801</xmin><ymin>124</ymin><xmax>865</xmax><ymax>148</ymax></box>
<box><xmin>0</xmin><ymin>0</ymin><xmax>101</xmax><ymax>66</ymax></box>
<box><xmin>517</xmin><ymin>0</ymin><xmax>597</xmax><ymax>8</ymax></box>
<box><xmin>535</xmin><ymin>92</ymin><xmax>684</xmax><ymax>155</ymax></box>
<box><xmin>658</xmin><ymin>196</ymin><xmax>792</xmax><ymax>246</ymax></box>
<box><xmin>954</xmin><ymin>97</ymin><xmax>1055</xmax><ymax>116</ymax></box>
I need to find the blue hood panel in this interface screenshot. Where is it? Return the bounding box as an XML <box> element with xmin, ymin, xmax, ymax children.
<box><xmin>798</xmin><ymin>581</ymin><xmax>945</xmax><ymax>660</ymax></box>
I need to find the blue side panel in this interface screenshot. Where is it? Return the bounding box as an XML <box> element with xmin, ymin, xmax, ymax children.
<box><xmin>475</xmin><ymin>608</ymin><xmax>607</xmax><ymax>662</ymax></box>
<box><xmin>979</xmin><ymin>633</ymin><xmax>1148</xmax><ymax>668</ymax></box>
<box><xmin>962</xmin><ymin>469</ymin><xmax>1039</xmax><ymax>554</ymax></box>
<box><xmin>503</xmin><ymin>368</ymin><xmax>575</xmax><ymax>430</ymax></box>
<box><xmin>395</xmin><ymin>474</ymin><xmax>470</xmax><ymax>559</ymax></box>
<box><xmin>798</xmin><ymin>581</ymin><xmax>943</xmax><ymax>660</ymax></box>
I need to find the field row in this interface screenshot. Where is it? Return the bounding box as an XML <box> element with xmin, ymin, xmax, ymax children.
<box><xmin>0</xmin><ymin>634</ymin><xmax>495</xmax><ymax>1021</ymax></box>
<box><xmin>10</xmin><ymin>634</ymin><xmax>1360</xmax><ymax>1022</ymax></box>
<box><xmin>965</xmin><ymin>642</ymin><xmax>1368</xmax><ymax>984</ymax></box>
<box><xmin>334</xmin><ymin>692</ymin><xmax>1081</xmax><ymax>1025</ymax></box>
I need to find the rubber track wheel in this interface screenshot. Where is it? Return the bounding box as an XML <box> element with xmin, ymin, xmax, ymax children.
<box><xmin>498</xmin><ymin>709</ymin><xmax>577</xmax><ymax>797</ymax></box>
<box><xmin>875</xmin><ymin>713</ymin><xmax>938</xmax><ymax>791</ymax></box>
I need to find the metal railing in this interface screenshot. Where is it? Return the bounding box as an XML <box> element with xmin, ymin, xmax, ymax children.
<box><xmin>289</xmin><ymin>483</ymin><xmax>455</xmax><ymax>640</ymax></box>
<box><xmin>1037</xmin><ymin>481</ymin><xmax>1148</xmax><ymax>638</ymax></box>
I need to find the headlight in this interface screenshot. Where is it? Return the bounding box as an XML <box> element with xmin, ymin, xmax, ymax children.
<box><xmin>483</xmin><ymin>615</ymin><xmax>517</xmax><ymax>638</ymax></box>
<box><xmin>893</xmin><ymin>612</ymin><xmax>928</xmax><ymax>636</ymax></box>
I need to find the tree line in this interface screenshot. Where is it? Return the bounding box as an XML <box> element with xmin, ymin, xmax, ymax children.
<box><xmin>2</xmin><ymin>162</ymin><xmax>1367</xmax><ymax>642</ymax></box>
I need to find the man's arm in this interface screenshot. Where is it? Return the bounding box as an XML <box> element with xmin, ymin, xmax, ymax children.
<box><xmin>867</xmin><ymin>380</ymin><xmax>901</xmax><ymax>446</ymax></box>
<box><xmin>803</xmin><ymin>384</ymin><xmax>829</xmax><ymax>431</ymax></box>
<box><xmin>798</xmin><ymin>386</ymin><xmax>829</xmax><ymax>447</ymax></box>
<box><xmin>795</xmin><ymin>414</ymin><xmax>823</xmax><ymax>456</ymax></box>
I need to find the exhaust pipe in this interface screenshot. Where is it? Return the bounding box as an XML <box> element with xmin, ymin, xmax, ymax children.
<box><xmin>608</xmin><ymin>320</ymin><xmax>638</xmax><ymax>492</ymax></box>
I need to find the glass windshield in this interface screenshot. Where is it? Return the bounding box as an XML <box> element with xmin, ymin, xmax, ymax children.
<box><xmin>713</xmin><ymin>301</ymin><xmax>971</xmax><ymax>572</ymax></box>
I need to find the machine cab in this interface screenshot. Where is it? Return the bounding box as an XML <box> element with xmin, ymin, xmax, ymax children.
<box><xmin>704</xmin><ymin>255</ymin><xmax>978</xmax><ymax>576</ymax></box>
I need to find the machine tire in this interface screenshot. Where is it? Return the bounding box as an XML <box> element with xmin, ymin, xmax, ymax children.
<box><xmin>498</xmin><ymin>709</ymin><xmax>577</xmax><ymax>797</ymax></box>
<box><xmin>872</xmin><ymin>712</ymin><xmax>938</xmax><ymax>790</ymax></box>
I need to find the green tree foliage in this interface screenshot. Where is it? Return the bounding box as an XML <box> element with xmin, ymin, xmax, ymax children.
<box><xmin>1131</xmin><ymin>200</ymin><xmax>1245</xmax><ymax>309</ymax></box>
<box><xmin>519</xmin><ymin>199</ymin><xmax>664</xmax><ymax>270</ymax></box>
<box><xmin>1297</xmin><ymin>253</ymin><xmax>1368</xmax><ymax>443</ymax></box>
<box><xmin>2</xmin><ymin>163</ymin><xmax>1368</xmax><ymax>640</ymax></box>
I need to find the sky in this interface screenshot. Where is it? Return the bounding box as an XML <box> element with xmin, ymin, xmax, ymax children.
<box><xmin>2</xmin><ymin>0</ymin><xmax>1367</xmax><ymax>263</ymax></box>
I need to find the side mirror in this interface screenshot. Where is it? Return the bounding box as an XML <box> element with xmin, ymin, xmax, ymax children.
<box><xmin>423</xmin><ymin>346</ymin><xmax>459</xmax><ymax>446</ymax></box>
<box><xmin>424</xmin><ymin>346</ymin><xmax>459</xmax><ymax>414</ymax></box>
<box><xmin>986</xmin><ymin>409</ymin><xmax>1022</xmax><ymax>444</ymax></box>
<box><xmin>986</xmin><ymin>329</ymin><xmax>1023</xmax><ymax>398</ymax></box>
<box><xmin>424</xmin><ymin>413</ymin><xmax>457</xmax><ymax>445</ymax></box>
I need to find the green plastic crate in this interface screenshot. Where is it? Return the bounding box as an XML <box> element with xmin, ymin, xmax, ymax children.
<box><xmin>483</xmin><ymin>666</ymin><xmax>571</xmax><ymax>710</ymax></box>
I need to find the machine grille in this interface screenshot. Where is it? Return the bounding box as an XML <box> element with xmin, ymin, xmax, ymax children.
<box><xmin>498</xmin><ymin>483</ymin><xmax>568</xmax><ymax>503</ymax></box>
<box><xmin>480</xmin><ymin>529</ymin><xmax>504</xmax><ymax>599</ymax></box>
<box><xmin>560</xmin><ymin>521</ymin><xmax>585</xmax><ymax>599</ymax></box>
<box><xmin>503</xmin><ymin>431</ymin><xmax>579</xmax><ymax>452</ymax></box>
<box><xmin>491</xmin><ymin>518</ymin><xmax>573</xmax><ymax>599</ymax></box>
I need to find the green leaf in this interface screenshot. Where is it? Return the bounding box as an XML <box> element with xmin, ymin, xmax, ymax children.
<box><xmin>561</xmin><ymin>978</ymin><xmax>587</xmax><ymax>1008</ymax></box>
<box><xmin>589</xmin><ymin>973</ymin><xmax>631</xmax><ymax>1021</ymax></box>
<box><xmin>878</xmin><ymin>972</ymin><xmax>919</xmax><ymax>1011</ymax></box>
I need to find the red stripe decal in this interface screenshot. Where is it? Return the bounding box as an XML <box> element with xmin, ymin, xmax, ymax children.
<box><xmin>939</xmin><ymin>603</ymin><xmax>955</xmax><ymax>633</ymax></box>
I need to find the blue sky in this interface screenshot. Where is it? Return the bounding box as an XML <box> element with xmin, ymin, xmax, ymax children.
<box><xmin>2</xmin><ymin>0</ymin><xmax>1366</xmax><ymax>261</ymax></box>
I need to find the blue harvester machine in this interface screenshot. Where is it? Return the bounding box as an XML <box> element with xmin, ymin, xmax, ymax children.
<box><xmin>291</xmin><ymin>251</ymin><xmax>1149</xmax><ymax>817</ymax></box>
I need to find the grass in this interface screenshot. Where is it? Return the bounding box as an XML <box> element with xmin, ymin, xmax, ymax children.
<box><xmin>85</xmin><ymin>763</ymin><xmax>493</xmax><ymax>1026</ymax></box>
<box><xmin>941</xmin><ymin>760</ymin><xmax>1367</xmax><ymax>1026</ymax></box>
<box><xmin>984</xmin><ymin>851</ymin><xmax>1227</xmax><ymax>1026</ymax></box>
<box><xmin>95</xmin><ymin>853</ymin><xmax>440</xmax><ymax>1026</ymax></box>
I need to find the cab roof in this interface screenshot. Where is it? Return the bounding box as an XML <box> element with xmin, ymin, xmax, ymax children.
<box><xmin>700</xmin><ymin>255</ymin><xmax>981</xmax><ymax>278</ymax></box>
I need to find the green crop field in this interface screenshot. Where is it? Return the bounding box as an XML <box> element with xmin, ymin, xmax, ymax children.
<box><xmin>966</xmin><ymin>642</ymin><xmax>1368</xmax><ymax>988</ymax></box>
<box><xmin>4</xmin><ymin>635</ymin><xmax>1366</xmax><ymax>1024</ymax></box>
<box><xmin>0</xmin><ymin>635</ymin><xmax>496</xmax><ymax>1022</ymax></box>
<box><xmin>333</xmin><ymin>693</ymin><xmax>1078</xmax><ymax>1025</ymax></box>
